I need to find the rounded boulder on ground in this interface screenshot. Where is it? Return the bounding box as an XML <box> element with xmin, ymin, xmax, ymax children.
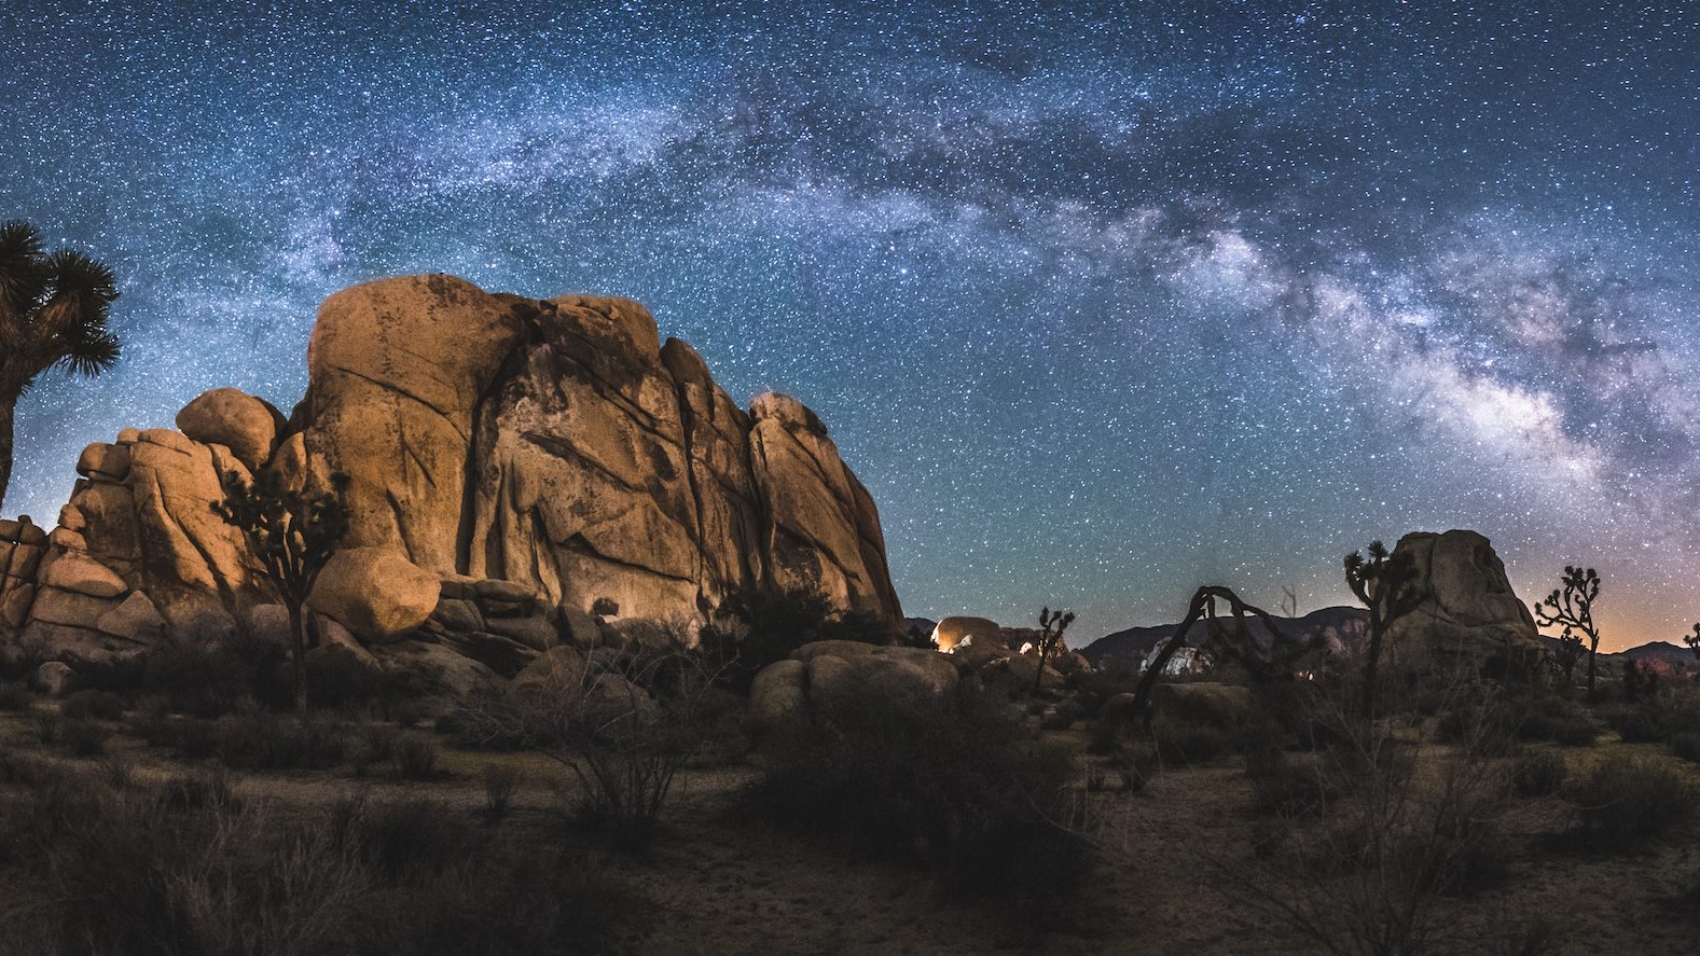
<box><xmin>306</xmin><ymin>546</ymin><xmax>440</xmax><ymax>643</ymax></box>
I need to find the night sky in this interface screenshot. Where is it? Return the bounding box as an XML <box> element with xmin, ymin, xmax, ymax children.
<box><xmin>3</xmin><ymin>1</ymin><xmax>1697</xmax><ymax>650</ymax></box>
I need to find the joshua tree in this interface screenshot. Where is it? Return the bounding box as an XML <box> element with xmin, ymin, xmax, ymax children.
<box><xmin>1534</xmin><ymin>565</ymin><xmax>1602</xmax><ymax>699</ymax></box>
<box><xmin>1683</xmin><ymin>623</ymin><xmax>1700</xmax><ymax>666</ymax></box>
<box><xmin>212</xmin><ymin>468</ymin><xmax>350</xmax><ymax>715</ymax></box>
<box><xmin>1129</xmin><ymin>585</ymin><xmax>1298</xmax><ymax>719</ymax></box>
<box><xmin>0</xmin><ymin>221</ymin><xmax>121</xmax><ymax>511</ymax></box>
<box><xmin>1552</xmin><ymin>631</ymin><xmax>1587</xmax><ymax>688</ymax></box>
<box><xmin>1344</xmin><ymin>540</ymin><xmax>1420</xmax><ymax>719</ymax></box>
<box><xmin>1030</xmin><ymin>606</ymin><xmax>1076</xmax><ymax>697</ymax></box>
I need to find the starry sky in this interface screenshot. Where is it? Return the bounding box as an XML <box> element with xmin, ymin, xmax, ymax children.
<box><xmin>3</xmin><ymin>1</ymin><xmax>1697</xmax><ymax>651</ymax></box>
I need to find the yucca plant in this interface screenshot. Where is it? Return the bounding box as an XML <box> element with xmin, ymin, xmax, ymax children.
<box><xmin>0</xmin><ymin>220</ymin><xmax>121</xmax><ymax>511</ymax></box>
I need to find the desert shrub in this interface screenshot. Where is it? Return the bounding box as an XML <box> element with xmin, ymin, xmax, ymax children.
<box><xmin>702</xmin><ymin>583</ymin><xmax>887</xmax><ymax>692</ymax></box>
<box><xmin>1244</xmin><ymin>745</ymin><xmax>1334</xmax><ymax>817</ymax></box>
<box><xmin>458</xmin><ymin>649</ymin><xmax>725</xmax><ymax>852</ymax></box>
<box><xmin>1151</xmin><ymin>715</ymin><xmax>1228</xmax><ymax>766</ymax></box>
<box><xmin>61</xmin><ymin>688</ymin><xmax>126</xmax><ymax>721</ymax></box>
<box><xmin>175</xmin><ymin>719</ymin><xmax>222</xmax><ymax>761</ymax></box>
<box><xmin>0</xmin><ymin>679</ymin><xmax>32</xmax><ymax>711</ymax></box>
<box><xmin>1670</xmin><ymin>730</ymin><xmax>1700</xmax><ymax>764</ymax></box>
<box><xmin>344</xmin><ymin>723</ymin><xmax>400</xmax><ymax>776</ymax></box>
<box><xmin>1604</xmin><ymin>684</ymin><xmax>1700</xmax><ymax>745</ymax></box>
<box><xmin>1568</xmin><ymin>754</ymin><xmax>1695</xmax><ymax>849</ymax></box>
<box><xmin>1218</xmin><ymin>675</ymin><xmax>1530</xmax><ymax>955</ymax></box>
<box><xmin>0</xmin><ymin>638</ymin><xmax>49</xmax><ymax>682</ymax></box>
<box><xmin>1510</xmin><ymin>694</ymin><xmax>1599</xmax><ymax>746</ymax></box>
<box><xmin>391</xmin><ymin>732</ymin><xmax>439</xmax><ymax>780</ymax></box>
<box><xmin>140</xmin><ymin>636</ymin><xmax>287</xmax><ymax>718</ymax></box>
<box><xmin>0</xmin><ymin>766</ymin><xmax>628</xmax><ymax>956</ymax></box>
<box><xmin>58</xmin><ymin>717</ymin><xmax>112</xmax><ymax>758</ymax></box>
<box><xmin>33</xmin><ymin>711</ymin><xmax>58</xmax><ymax>745</ymax></box>
<box><xmin>1041</xmin><ymin>696</ymin><xmax>1087</xmax><ymax>730</ymax></box>
<box><xmin>307</xmin><ymin>648</ymin><xmax>432</xmax><ymax>716</ymax></box>
<box><xmin>214</xmin><ymin>701</ymin><xmax>345</xmax><ymax>771</ymax></box>
<box><xmin>1512</xmin><ymin>750</ymin><xmax>1568</xmax><ymax>797</ymax></box>
<box><xmin>747</xmin><ymin>680</ymin><xmax>1090</xmax><ymax>920</ymax></box>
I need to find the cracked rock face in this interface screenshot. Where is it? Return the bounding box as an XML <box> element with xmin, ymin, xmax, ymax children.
<box><xmin>1</xmin><ymin>274</ymin><xmax>902</xmax><ymax>667</ymax></box>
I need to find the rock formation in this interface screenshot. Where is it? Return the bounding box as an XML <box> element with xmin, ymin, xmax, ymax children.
<box><xmin>0</xmin><ymin>274</ymin><xmax>904</xmax><ymax>687</ymax></box>
<box><xmin>1381</xmin><ymin>529</ymin><xmax>1545</xmax><ymax>670</ymax></box>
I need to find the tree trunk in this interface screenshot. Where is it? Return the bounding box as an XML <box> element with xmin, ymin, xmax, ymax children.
<box><xmin>1586</xmin><ymin>641</ymin><xmax>1598</xmax><ymax>701</ymax></box>
<box><xmin>1361</xmin><ymin>618</ymin><xmax>1385</xmax><ymax>719</ymax></box>
<box><xmin>1031</xmin><ymin>638</ymin><xmax>1053</xmax><ymax>698</ymax></box>
<box><xmin>287</xmin><ymin>599</ymin><xmax>309</xmax><ymax>716</ymax></box>
<box><xmin>0</xmin><ymin>396</ymin><xmax>15</xmax><ymax>516</ymax></box>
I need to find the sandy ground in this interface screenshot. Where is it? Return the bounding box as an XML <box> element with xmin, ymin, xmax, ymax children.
<box><xmin>3</xmin><ymin>709</ymin><xmax>1699</xmax><ymax>955</ymax></box>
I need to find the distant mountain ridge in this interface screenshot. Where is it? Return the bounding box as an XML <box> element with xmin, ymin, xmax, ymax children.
<box><xmin>1081</xmin><ymin>605</ymin><xmax>1370</xmax><ymax>668</ymax></box>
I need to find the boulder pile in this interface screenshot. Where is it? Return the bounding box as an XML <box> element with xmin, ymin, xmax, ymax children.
<box><xmin>0</xmin><ymin>275</ymin><xmax>903</xmax><ymax>695</ymax></box>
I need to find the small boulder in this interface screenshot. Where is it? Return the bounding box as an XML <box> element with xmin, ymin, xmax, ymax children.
<box><xmin>95</xmin><ymin>592</ymin><xmax>168</xmax><ymax>642</ymax></box>
<box><xmin>39</xmin><ymin>552</ymin><xmax>128</xmax><ymax>599</ymax></box>
<box><xmin>484</xmin><ymin>614</ymin><xmax>557</xmax><ymax>651</ymax></box>
<box><xmin>307</xmin><ymin>546</ymin><xmax>439</xmax><ymax>643</ymax></box>
<box><xmin>512</xmin><ymin>645</ymin><xmax>588</xmax><ymax>697</ymax></box>
<box><xmin>34</xmin><ymin>661</ymin><xmax>74</xmax><ymax>697</ymax></box>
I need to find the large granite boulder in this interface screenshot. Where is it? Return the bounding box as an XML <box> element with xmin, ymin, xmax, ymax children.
<box><xmin>748</xmin><ymin>640</ymin><xmax>959</xmax><ymax>731</ymax></box>
<box><xmin>301</xmin><ymin>274</ymin><xmax>532</xmax><ymax>573</ymax></box>
<box><xmin>462</xmin><ymin>295</ymin><xmax>704</xmax><ymax>619</ymax></box>
<box><xmin>931</xmin><ymin>615</ymin><xmax>1003</xmax><ymax>652</ymax></box>
<box><xmin>1383</xmin><ymin>529</ymin><xmax>1545</xmax><ymax>672</ymax></box>
<box><xmin>749</xmin><ymin>394</ymin><xmax>901</xmax><ymax>620</ymax></box>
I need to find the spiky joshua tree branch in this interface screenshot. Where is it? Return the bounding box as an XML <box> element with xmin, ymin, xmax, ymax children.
<box><xmin>1345</xmin><ymin>539</ymin><xmax>1420</xmax><ymax>719</ymax></box>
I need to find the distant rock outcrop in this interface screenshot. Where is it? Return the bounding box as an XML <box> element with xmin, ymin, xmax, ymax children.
<box><xmin>0</xmin><ymin>275</ymin><xmax>903</xmax><ymax>686</ymax></box>
<box><xmin>1083</xmin><ymin>606</ymin><xmax>1370</xmax><ymax>669</ymax></box>
<box><xmin>1381</xmin><ymin>529</ymin><xmax>1545</xmax><ymax>670</ymax></box>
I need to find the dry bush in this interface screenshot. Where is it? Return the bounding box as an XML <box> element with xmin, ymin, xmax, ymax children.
<box><xmin>0</xmin><ymin>760</ymin><xmax>631</xmax><ymax>956</ymax></box>
<box><xmin>483</xmin><ymin>763</ymin><xmax>521</xmax><ymax>821</ymax></box>
<box><xmin>1566</xmin><ymin>753</ymin><xmax>1695</xmax><ymax>850</ymax></box>
<box><xmin>390</xmin><ymin>733</ymin><xmax>439</xmax><ymax>780</ymax></box>
<box><xmin>1214</xmin><ymin>675</ymin><xmax>1542</xmax><ymax>956</ymax></box>
<box><xmin>746</xmin><ymin>679</ymin><xmax>1092</xmax><ymax>925</ymax></box>
<box><xmin>1511</xmin><ymin>751</ymin><xmax>1568</xmax><ymax>798</ymax></box>
<box><xmin>457</xmin><ymin>645</ymin><xmax>726</xmax><ymax>851</ymax></box>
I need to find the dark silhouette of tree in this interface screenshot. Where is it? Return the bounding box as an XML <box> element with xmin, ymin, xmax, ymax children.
<box><xmin>0</xmin><ymin>221</ymin><xmax>121</xmax><ymax>511</ymax></box>
<box><xmin>1552</xmin><ymin>631</ymin><xmax>1587</xmax><ymax>688</ymax></box>
<box><xmin>1344</xmin><ymin>540</ymin><xmax>1420</xmax><ymax>718</ymax></box>
<box><xmin>1030</xmin><ymin>606</ymin><xmax>1076</xmax><ymax>697</ymax></box>
<box><xmin>212</xmin><ymin>468</ymin><xmax>350</xmax><ymax>715</ymax></box>
<box><xmin>1683</xmin><ymin>623</ymin><xmax>1700</xmax><ymax>666</ymax></box>
<box><xmin>1129</xmin><ymin>586</ymin><xmax>1298</xmax><ymax>719</ymax></box>
<box><xmin>1535</xmin><ymin>565</ymin><xmax>1602</xmax><ymax>699</ymax></box>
